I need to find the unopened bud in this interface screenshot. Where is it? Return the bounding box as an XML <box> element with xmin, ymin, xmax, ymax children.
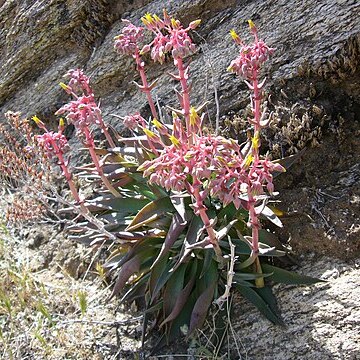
<box><xmin>189</xmin><ymin>19</ymin><xmax>201</xmax><ymax>29</ymax></box>
<box><xmin>140</xmin><ymin>44</ymin><xmax>151</xmax><ymax>55</ymax></box>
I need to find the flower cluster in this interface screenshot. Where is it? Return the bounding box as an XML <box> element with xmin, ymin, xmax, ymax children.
<box><xmin>64</xmin><ymin>69</ymin><xmax>93</xmax><ymax>96</ymax></box>
<box><xmin>114</xmin><ymin>20</ymin><xmax>144</xmax><ymax>56</ymax></box>
<box><xmin>36</xmin><ymin>131</ymin><xmax>68</xmax><ymax>158</ymax></box>
<box><xmin>56</xmin><ymin>95</ymin><xmax>100</xmax><ymax>131</ymax></box>
<box><xmin>140</xmin><ymin>12</ymin><xmax>199</xmax><ymax>64</ymax></box>
<box><xmin>228</xmin><ymin>24</ymin><xmax>274</xmax><ymax>79</ymax></box>
<box><xmin>123</xmin><ymin>113</ymin><xmax>146</xmax><ymax>130</ymax></box>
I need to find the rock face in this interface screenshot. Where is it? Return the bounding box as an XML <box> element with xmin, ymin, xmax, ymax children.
<box><xmin>2</xmin><ymin>0</ymin><xmax>358</xmax><ymax>260</ymax></box>
<box><xmin>0</xmin><ymin>1</ymin><xmax>359</xmax><ymax>358</ymax></box>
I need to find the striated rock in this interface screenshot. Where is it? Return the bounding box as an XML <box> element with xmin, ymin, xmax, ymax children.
<box><xmin>230</xmin><ymin>257</ymin><xmax>360</xmax><ymax>360</ymax></box>
<box><xmin>0</xmin><ymin>2</ymin><xmax>359</xmax><ymax>259</ymax></box>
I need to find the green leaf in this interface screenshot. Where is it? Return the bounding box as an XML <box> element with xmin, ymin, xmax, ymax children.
<box><xmin>161</xmin><ymin>261</ymin><xmax>197</xmax><ymax>327</ymax></box>
<box><xmin>262</xmin><ymin>264</ymin><xmax>324</xmax><ymax>285</ymax></box>
<box><xmin>149</xmin><ymin>253</ymin><xmax>169</xmax><ymax>299</ymax></box>
<box><xmin>234</xmin><ymin>284</ymin><xmax>283</xmax><ymax>325</ymax></box>
<box><xmin>85</xmin><ymin>196</ymin><xmax>149</xmax><ymax>214</ymax></box>
<box><xmin>163</xmin><ymin>263</ymin><xmax>188</xmax><ymax>317</ymax></box>
<box><xmin>170</xmin><ymin>193</ymin><xmax>191</xmax><ymax>223</ymax></box>
<box><xmin>152</xmin><ymin>212</ymin><xmax>188</xmax><ymax>267</ymax></box>
<box><xmin>126</xmin><ymin>197</ymin><xmax>175</xmax><ymax>231</ymax></box>
<box><xmin>150</xmin><ymin>257</ymin><xmax>177</xmax><ymax>303</ymax></box>
<box><xmin>121</xmin><ymin>273</ymin><xmax>150</xmax><ymax>303</ymax></box>
<box><xmin>188</xmin><ymin>282</ymin><xmax>216</xmax><ymax>335</ymax></box>
<box><xmin>109</xmin><ymin>255</ymin><xmax>141</xmax><ymax>299</ymax></box>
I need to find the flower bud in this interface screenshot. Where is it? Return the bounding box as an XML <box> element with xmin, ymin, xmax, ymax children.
<box><xmin>189</xmin><ymin>19</ymin><xmax>201</xmax><ymax>29</ymax></box>
<box><xmin>140</xmin><ymin>44</ymin><xmax>151</xmax><ymax>55</ymax></box>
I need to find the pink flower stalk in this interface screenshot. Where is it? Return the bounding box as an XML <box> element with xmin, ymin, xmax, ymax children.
<box><xmin>33</xmin><ymin>117</ymin><xmax>83</xmax><ymax>208</ymax></box>
<box><xmin>114</xmin><ymin>20</ymin><xmax>158</xmax><ymax>120</ymax></box>
<box><xmin>140</xmin><ymin>11</ymin><xmax>200</xmax><ymax>143</ymax></box>
<box><xmin>57</xmin><ymin>79</ymin><xmax>120</xmax><ymax>197</ymax></box>
<box><xmin>228</xmin><ymin>21</ymin><xmax>279</xmax><ymax>264</ymax></box>
<box><xmin>60</xmin><ymin>69</ymin><xmax>116</xmax><ymax>148</ymax></box>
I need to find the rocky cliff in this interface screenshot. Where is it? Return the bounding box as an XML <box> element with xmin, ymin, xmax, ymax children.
<box><xmin>1</xmin><ymin>0</ymin><xmax>358</xmax><ymax>260</ymax></box>
<box><xmin>0</xmin><ymin>1</ymin><xmax>359</xmax><ymax>357</ymax></box>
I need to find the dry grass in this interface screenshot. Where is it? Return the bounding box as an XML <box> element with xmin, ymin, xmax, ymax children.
<box><xmin>0</xmin><ymin>222</ymin><xmax>141</xmax><ymax>360</ymax></box>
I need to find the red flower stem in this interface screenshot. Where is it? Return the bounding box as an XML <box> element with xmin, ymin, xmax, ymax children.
<box><xmin>48</xmin><ymin>138</ymin><xmax>89</xmax><ymax>215</ymax></box>
<box><xmin>175</xmin><ymin>57</ymin><xmax>192</xmax><ymax>143</ymax></box>
<box><xmin>96</xmin><ymin>113</ymin><xmax>116</xmax><ymax>148</ymax></box>
<box><xmin>191</xmin><ymin>182</ymin><xmax>223</xmax><ymax>263</ymax></box>
<box><xmin>247</xmin><ymin>192</ymin><xmax>259</xmax><ymax>255</ymax></box>
<box><xmin>135</xmin><ymin>50</ymin><xmax>158</xmax><ymax>120</ymax></box>
<box><xmin>83</xmin><ymin>127</ymin><xmax>120</xmax><ymax>197</ymax></box>
<box><xmin>249</xmin><ymin>64</ymin><xmax>264</xmax><ymax>287</ymax></box>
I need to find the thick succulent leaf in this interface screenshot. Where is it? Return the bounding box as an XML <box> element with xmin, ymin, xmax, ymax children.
<box><xmin>262</xmin><ymin>264</ymin><xmax>324</xmax><ymax>285</ymax></box>
<box><xmin>188</xmin><ymin>282</ymin><xmax>216</xmax><ymax>336</ymax></box>
<box><xmin>170</xmin><ymin>193</ymin><xmax>191</xmax><ymax>223</ymax></box>
<box><xmin>236</xmin><ymin>253</ymin><xmax>257</xmax><ymax>270</ymax></box>
<box><xmin>220</xmin><ymin>237</ymin><xmax>251</xmax><ymax>256</ymax></box>
<box><xmin>126</xmin><ymin>197</ymin><xmax>174</xmax><ymax>231</ymax></box>
<box><xmin>162</xmin><ymin>263</ymin><xmax>188</xmax><ymax>316</ymax></box>
<box><xmin>85</xmin><ymin>196</ymin><xmax>149</xmax><ymax>214</ymax></box>
<box><xmin>234</xmin><ymin>284</ymin><xmax>283</xmax><ymax>325</ymax></box>
<box><xmin>233</xmin><ymin>271</ymin><xmax>273</xmax><ymax>282</ymax></box>
<box><xmin>152</xmin><ymin>212</ymin><xmax>188</xmax><ymax>267</ymax></box>
<box><xmin>150</xmin><ymin>257</ymin><xmax>177</xmax><ymax>303</ymax></box>
<box><xmin>68</xmin><ymin>232</ymin><xmax>107</xmax><ymax>246</ymax></box>
<box><xmin>149</xmin><ymin>254</ymin><xmax>169</xmax><ymax>299</ymax></box>
<box><xmin>258</xmin><ymin>229</ymin><xmax>287</xmax><ymax>250</ymax></box>
<box><xmin>160</xmin><ymin>261</ymin><xmax>197</xmax><ymax>328</ymax></box>
<box><xmin>199</xmin><ymin>249</ymin><xmax>214</xmax><ymax>279</ymax></box>
<box><xmin>184</xmin><ymin>215</ymin><xmax>204</xmax><ymax>245</ymax></box>
<box><xmin>103</xmin><ymin>252</ymin><xmax>127</xmax><ymax>270</ymax></box>
<box><xmin>216</xmin><ymin>219</ymin><xmax>238</xmax><ymax>242</ymax></box>
<box><xmin>144</xmin><ymin>216</ymin><xmax>172</xmax><ymax>230</ymax></box>
<box><xmin>129</xmin><ymin>185</ymin><xmax>159</xmax><ymax>201</ymax></box>
<box><xmin>259</xmin><ymin>206</ymin><xmax>283</xmax><ymax>228</ymax></box>
<box><xmin>109</xmin><ymin>255</ymin><xmax>141</xmax><ymax>299</ymax></box>
<box><xmin>121</xmin><ymin>273</ymin><xmax>150</xmax><ymax>303</ymax></box>
<box><xmin>97</xmin><ymin>212</ymin><xmax>132</xmax><ymax>226</ymax></box>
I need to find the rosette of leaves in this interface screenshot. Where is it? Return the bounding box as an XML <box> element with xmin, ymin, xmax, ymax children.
<box><xmin>67</xmin><ymin>141</ymin><xmax>321</xmax><ymax>348</ymax></box>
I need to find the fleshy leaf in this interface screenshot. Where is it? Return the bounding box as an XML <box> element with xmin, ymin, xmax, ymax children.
<box><xmin>109</xmin><ymin>255</ymin><xmax>141</xmax><ymax>299</ymax></box>
<box><xmin>234</xmin><ymin>284</ymin><xmax>283</xmax><ymax>325</ymax></box>
<box><xmin>126</xmin><ymin>197</ymin><xmax>174</xmax><ymax>231</ymax></box>
<box><xmin>188</xmin><ymin>282</ymin><xmax>216</xmax><ymax>335</ymax></box>
<box><xmin>152</xmin><ymin>212</ymin><xmax>188</xmax><ymax>267</ymax></box>
<box><xmin>262</xmin><ymin>264</ymin><xmax>324</xmax><ymax>285</ymax></box>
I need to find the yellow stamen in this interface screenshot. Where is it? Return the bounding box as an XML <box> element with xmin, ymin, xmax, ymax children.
<box><xmin>230</xmin><ymin>29</ymin><xmax>240</xmax><ymax>41</ymax></box>
<box><xmin>252</xmin><ymin>131</ymin><xmax>260</xmax><ymax>149</ymax></box>
<box><xmin>59</xmin><ymin>82</ymin><xmax>70</xmax><ymax>92</ymax></box>
<box><xmin>244</xmin><ymin>154</ymin><xmax>254</xmax><ymax>167</ymax></box>
<box><xmin>152</xmin><ymin>118</ymin><xmax>163</xmax><ymax>129</ymax></box>
<box><xmin>153</xmin><ymin>14</ymin><xmax>161</xmax><ymax>23</ymax></box>
<box><xmin>143</xmin><ymin>128</ymin><xmax>156</xmax><ymax>138</ymax></box>
<box><xmin>32</xmin><ymin>115</ymin><xmax>42</xmax><ymax>125</ymax></box>
<box><xmin>169</xmin><ymin>135</ymin><xmax>180</xmax><ymax>147</ymax></box>
<box><xmin>248</xmin><ymin>19</ymin><xmax>256</xmax><ymax>30</ymax></box>
<box><xmin>189</xmin><ymin>107</ymin><xmax>199</xmax><ymax>126</ymax></box>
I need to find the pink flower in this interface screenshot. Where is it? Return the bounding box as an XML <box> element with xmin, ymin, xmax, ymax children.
<box><xmin>123</xmin><ymin>113</ymin><xmax>146</xmax><ymax>130</ymax></box>
<box><xmin>64</xmin><ymin>69</ymin><xmax>93</xmax><ymax>96</ymax></box>
<box><xmin>141</xmin><ymin>12</ymin><xmax>197</xmax><ymax>64</ymax></box>
<box><xmin>56</xmin><ymin>95</ymin><xmax>100</xmax><ymax>130</ymax></box>
<box><xmin>36</xmin><ymin>132</ymin><xmax>68</xmax><ymax>158</ymax></box>
<box><xmin>114</xmin><ymin>21</ymin><xmax>144</xmax><ymax>56</ymax></box>
<box><xmin>228</xmin><ymin>41</ymin><xmax>274</xmax><ymax>79</ymax></box>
